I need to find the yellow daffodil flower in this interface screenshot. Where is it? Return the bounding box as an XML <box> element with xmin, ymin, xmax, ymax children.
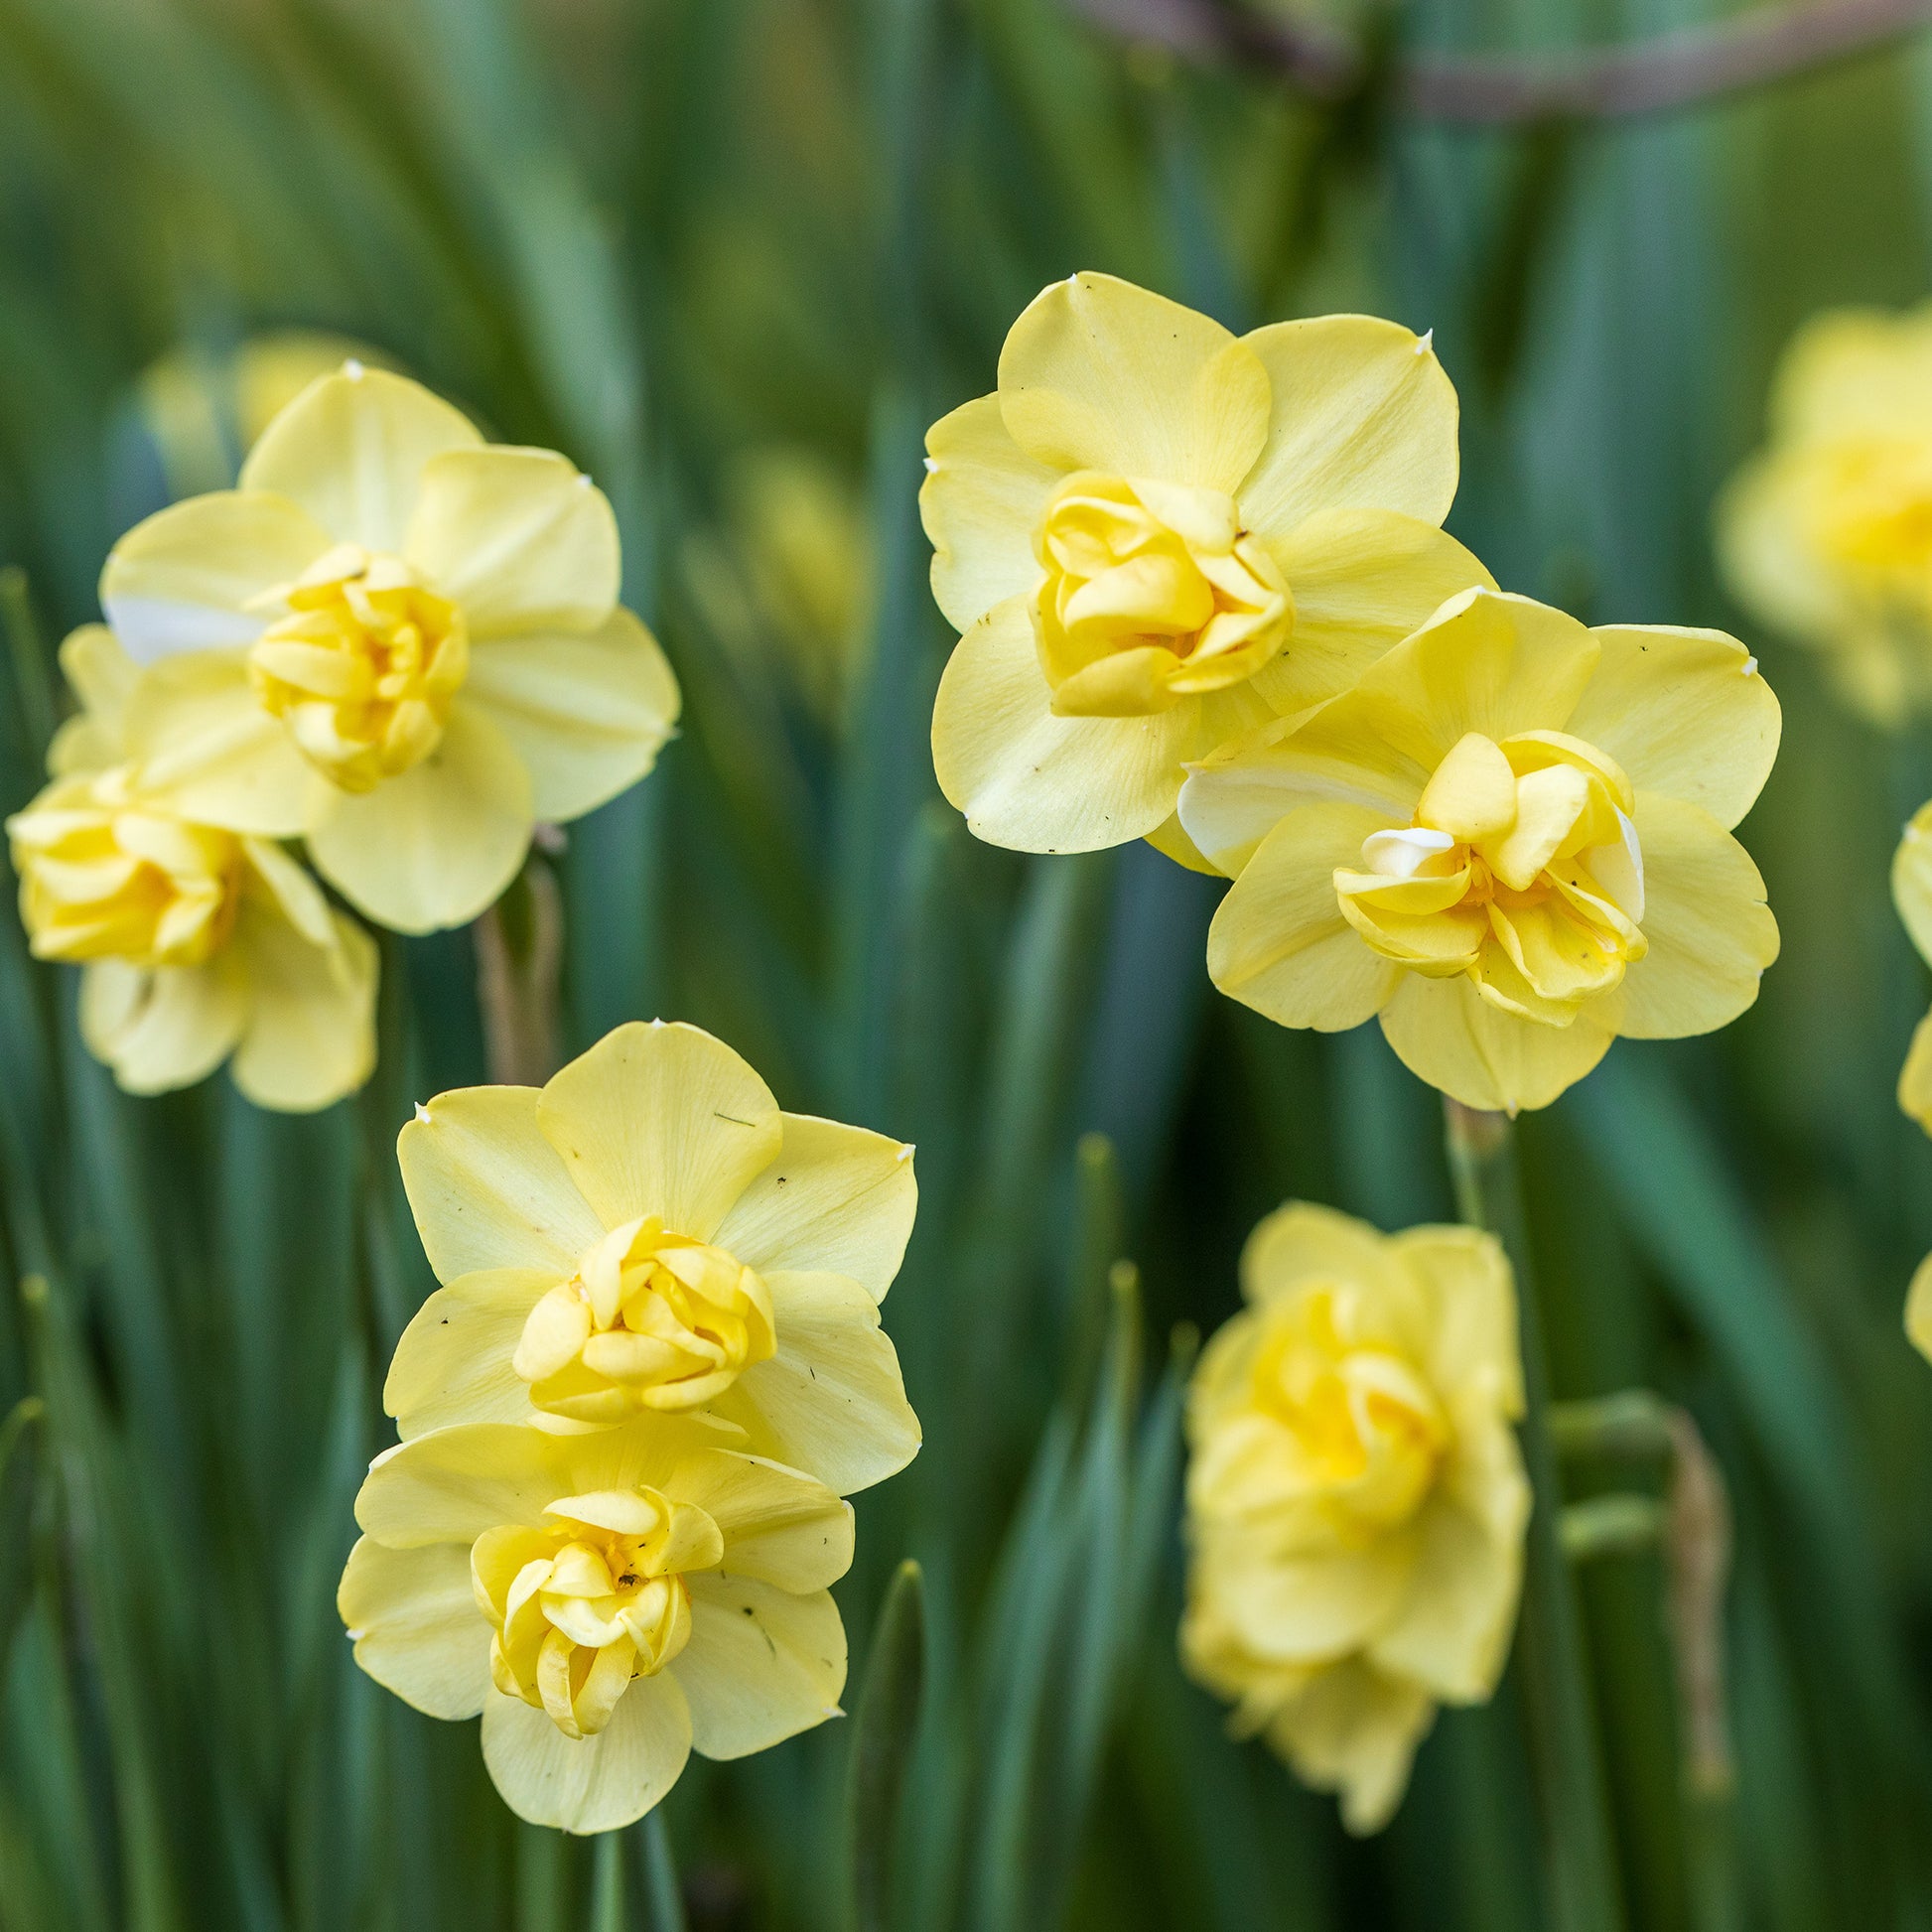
<box><xmin>1181</xmin><ymin>1200</ymin><xmax>1527</xmax><ymax>1835</ymax></box>
<box><xmin>921</xmin><ymin>271</ymin><xmax>1492</xmax><ymax>865</ymax></box>
<box><xmin>386</xmin><ymin>1020</ymin><xmax>920</xmax><ymax>1495</ymax></box>
<box><xmin>1718</xmin><ymin>304</ymin><xmax>1932</xmax><ymax>727</ymax></box>
<box><xmin>339</xmin><ymin>1414</ymin><xmax>852</xmax><ymax>1832</ymax></box>
<box><xmin>1893</xmin><ymin>802</ymin><xmax>1932</xmax><ymax>1133</ymax></box>
<box><xmin>6</xmin><ymin>626</ymin><xmax>375</xmax><ymax>1110</ymax></box>
<box><xmin>1179</xmin><ymin>587</ymin><xmax>1781</xmax><ymax>1113</ymax></box>
<box><xmin>98</xmin><ymin>362</ymin><xmax>681</xmax><ymax>933</ymax></box>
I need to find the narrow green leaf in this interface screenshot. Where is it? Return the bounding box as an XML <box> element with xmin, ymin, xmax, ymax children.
<box><xmin>845</xmin><ymin>1559</ymin><xmax>926</xmax><ymax>1932</ymax></box>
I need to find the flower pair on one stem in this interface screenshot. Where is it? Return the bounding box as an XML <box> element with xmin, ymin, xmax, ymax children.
<box><xmin>342</xmin><ymin>1021</ymin><xmax>921</xmax><ymax>1832</ymax></box>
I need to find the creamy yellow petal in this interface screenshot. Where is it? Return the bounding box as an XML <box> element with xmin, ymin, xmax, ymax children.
<box><xmin>53</xmin><ymin>625</ymin><xmax>138</xmax><ymax>776</ymax></box>
<box><xmin>1268</xmin><ymin>1658</ymin><xmax>1435</xmax><ymax>1836</ymax></box>
<box><xmin>535</xmin><ymin>1020</ymin><xmax>781</xmax><ymax>1237</ymax></box>
<box><xmin>1900</xmin><ymin>1011</ymin><xmax>1932</xmax><ymax>1132</ymax></box>
<box><xmin>307</xmin><ymin>703</ymin><xmax>533</xmax><ymax>933</ymax></box>
<box><xmin>1894</xmin><ymin>803</ymin><xmax>1932</xmax><ymax>965</ymax></box>
<box><xmin>1236</xmin><ymin>316</ymin><xmax>1459</xmax><ymax>539</ymax></box>
<box><xmin>1379</xmin><ymin>973</ymin><xmax>1613</xmax><ymax>1114</ymax></box>
<box><xmin>399</xmin><ymin>1084</ymin><xmax>606</xmax><ymax>1281</ymax></box>
<box><xmin>1563</xmin><ymin>626</ymin><xmax>1780</xmax><ymax>832</ymax></box>
<box><xmin>677</xmin><ymin>1576</ymin><xmax>846</xmax><ymax>1759</ymax></box>
<box><xmin>240</xmin><ymin>835</ymin><xmax>334</xmax><ymax>944</ymax></box>
<box><xmin>707</xmin><ymin>1271</ymin><xmax>919</xmax><ymax>1495</ymax></box>
<box><xmin>122</xmin><ymin>649</ymin><xmax>324</xmax><ymax>837</ymax></box>
<box><xmin>405</xmin><ymin>448</ymin><xmax>620</xmax><ymax>635</ymax></box>
<box><xmin>1252</xmin><ymin>511</ymin><xmax>1494</xmax><ymax>716</ymax></box>
<box><xmin>1712</xmin><ymin>451</ymin><xmax>1852</xmax><ymax>646</ymax></box>
<box><xmin>1906</xmin><ymin>1251</ymin><xmax>1932</xmax><ymax>1362</ymax></box>
<box><xmin>1239</xmin><ymin>1199</ymin><xmax>1409</xmax><ymax>1308</ymax></box>
<box><xmin>384</xmin><ymin>1269</ymin><xmax>555</xmax><ymax>1437</ymax></box>
<box><xmin>78</xmin><ymin>954</ymin><xmax>247</xmax><ymax>1097</ymax></box>
<box><xmin>1587</xmin><ymin>795</ymin><xmax>1777</xmax><ymax>1040</ymax></box>
<box><xmin>462</xmin><ymin>607</ymin><xmax>679</xmax><ymax>824</ymax></box>
<box><xmin>1144</xmin><ymin>810</ymin><xmax>1222</xmax><ymax>874</ymax></box>
<box><xmin>239</xmin><ymin>365</ymin><xmax>483</xmax><ymax>553</ymax></box>
<box><xmin>100</xmin><ymin>491</ymin><xmax>332</xmax><ymax>663</ymax></box>
<box><xmin>1769</xmin><ymin>303</ymin><xmax>1932</xmax><ymax>442</ymax></box>
<box><xmin>338</xmin><ymin>1536</ymin><xmax>491</xmax><ymax>1720</ymax></box>
<box><xmin>920</xmin><ymin>393</ymin><xmax>1057</xmax><ymax>632</ymax></box>
<box><xmin>481</xmin><ymin>1672</ymin><xmax>691</xmax><ymax>1834</ymax></box>
<box><xmin>353</xmin><ymin>1423</ymin><xmax>574</xmax><ymax>1547</ymax></box>
<box><xmin>1199</xmin><ymin>1530</ymin><xmax>1418</xmax><ymax>1664</ymax></box>
<box><xmin>933</xmin><ymin>596</ymin><xmax>1261</xmax><ymax>853</ymax></box>
<box><xmin>1205</xmin><ymin>802</ymin><xmax>1403</xmax><ymax>1031</ymax></box>
<box><xmin>657</xmin><ymin>1448</ymin><xmax>854</xmax><ymax>1592</ymax></box>
<box><xmin>227</xmin><ymin>897</ymin><xmax>377</xmax><ymax>1113</ymax></box>
<box><xmin>1391</xmin><ymin>1227</ymin><xmax>1522</xmax><ymax>1415</ymax></box>
<box><xmin>710</xmin><ymin>1116</ymin><xmax>915</xmax><ymax>1302</ymax></box>
<box><xmin>997</xmin><ymin>273</ymin><xmax>1271</xmax><ymax>491</ymax></box>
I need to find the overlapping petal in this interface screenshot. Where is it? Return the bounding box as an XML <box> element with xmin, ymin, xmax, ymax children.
<box><xmin>481</xmin><ymin>1672</ymin><xmax>691</xmax><ymax>1835</ymax></box>
<box><xmin>338</xmin><ymin>1538</ymin><xmax>491</xmax><ymax>1720</ymax></box>
<box><xmin>1378</xmin><ymin>972</ymin><xmax>1614</xmax><ymax>1115</ymax></box>
<box><xmin>920</xmin><ymin>394</ymin><xmax>1058</xmax><ymax>632</ymax></box>
<box><xmin>678</xmin><ymin>1577</ymin><xmax>846</xmax><ymax>1759</ymax></box>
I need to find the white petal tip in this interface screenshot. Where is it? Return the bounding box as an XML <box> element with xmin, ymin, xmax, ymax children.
<box><xmin>922</xmin><ymin>456</ymin><xmax>939</xmax><ymax>475</ymax></box>
<box><xmin>1416</xmin><ymin>330</ymin><xmax>1435</xmax><ymax>354</ymax></box>
<box><xmin>344</xmin><ymin>358</ymin><xmax>365</xmax><ymax>379</ymax></box>
<box><xmin>576</xmin><ymin>473</ymin><xmax>593</xmax><ymax>488</ymax></box>
<box><xmin>1742</xmin><ymin>655</ymin><xmax>1758</xmax><ymax>676</ymax></box>
<box><xmin>413</xmin><ymin>1102</ymin><xmax>433</xmax><ymax>1125</ymax></box>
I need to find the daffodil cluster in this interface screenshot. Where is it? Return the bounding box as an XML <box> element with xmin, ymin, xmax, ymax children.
<box><xmin>340</xmin><ymin>1020</ymin><xmax>921</xmax><ymax>1831</ymax></box>
<box><xmin>926</xmin><ymin>273</ymin><xmax>1782</xmax><ymax>1114</ymax></box>
<box><xmin>8</xmin><ymin>358</ymin><xmax>681</xmax><ymax>1109</ymax></box>
<box><xmin>1182</xmin><ymin>1203</ymin><xmax>1528</xmax><ymax>1833</ymax></box>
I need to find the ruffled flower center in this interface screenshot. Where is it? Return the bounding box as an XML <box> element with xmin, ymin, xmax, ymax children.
<box><xmin>474</xmin><ymin>1486</ymin><xmax>723</xmax><ymax>1739</ymax></box>
<box><xmin>1030</xmin><ymin>472</ymin><xmax>1292</xmax><ymax>717</ymax></box>
<box><xmin>7</xmin><ymin>768</ymin><xmax>242</xmax><ymax>967</ymax></box>
<box><xmin>248</xmin><ymin>543</ymin><xmax>469</xmax><ymax>791</ymax></box>
<box><xmin>1335</xmin><ymin>730</ymin><xmax>1648</xmax><ymax>1027</ymax></box>
<box><xmin>1251</xmin><ymin>1283</ymin><xmax>1448</xmax><ymax>1543</ymax></box>
<box><xmin>512</xmin><ymin>1215</ymin><xmax>776</xmax><ymax>1424</ymax></box>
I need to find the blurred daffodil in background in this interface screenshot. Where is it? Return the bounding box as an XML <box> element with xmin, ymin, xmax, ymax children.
<box><xmin>1894</xmin><ymin>803</ymin><xmax>1932</xmax><ymax>1132</ymax></box>
<box><xmin>101</xmin><ymin>363</ymin><xmax>680</xmax><ymax>932</ymax></box>
<box><xmin>6</xmin><ymin>624</ymin><xmax>374</xmax><ymax>1107</ymax></box>
<box><xmin>385</xmin><ymin>1019</ymin><xmax>920</xmax><ymax>1495</ymax></box>
<box><xmin>340</xmin><ymin>1415</ymin><xmax>853</xmax><ymax>1833</ymax></box>
<box><xmin>923</xmin><ymin>271</ymin><xmax>1489</xmax><ymax>866</ymax></box>
<box><xmin>1719</xmin><ymin>304</ymin><xmax>1932</xmax><ymax>727</ymax></box>
<box><xmin>1182</xmin><ymin>1201</ymin><xmax>1527</xmax><ymax>1834</ymax></box>
<box><xmin>1181</xmin><ymin>587</ymin><xmax>1782</xmax><ymax>1111</ymax></box>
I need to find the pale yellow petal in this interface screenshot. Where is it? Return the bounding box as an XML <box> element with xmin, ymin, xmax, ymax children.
<box><xmin>100</xmin><ymin>491</ymin><xmax>331</xmax><ymax>663</ymax></box>
<box><xmin>239</xmin><ymin>365</ymin><xmax>483</xmax><ymax>553</ymax></box>
<box><xmin>920</xmin><ymin>393</ymin><xmax>1057</xmax><ymax>633</ymax></box>
<box><xmin>657</xmin><ymin>1448</ymin><xmax>854</xmax><ymax>1592</ymax></box>
<box><xmin>1769</xmin><ymin>303</ymin><xmax>1932</xmax><ymax>443</ymax></box>
<box><xmin>462</xmin><ymin>607</ymin><xmax>679</xmax><ymax>824</ymax></box>
<box><xmin>1204</xmin><ymin>802</ymin><xmax>1403</xmax><ymax>1031</ymax></box>
<box><xmin>55</xmin><ymin>625</ymin><xmax>138</xmax><ymax>771</ymax></box>
<box><xmin>78</xmin><ymin>954</ymin><xmax>247</xmax><ymax>1097</ymax></box>
<box><xmin>1253</xmin><ymin>510</ymin><xmax>1494</xmax><ymax>716</ymax></box>
<box><xmin>1378</xmin><ymin>973</ymin><xmax>1613</xmax><ymax>1114</ymax></box>
<box><xmin>1239</xmin><ymin>1200</ymin><xmax>1408</xmax><ymax>1307</ymax></box>
<box><xmin>711</xmin><ymin>1116</ymin><xmax>915</xmax><ymax>1301</ymax></box>
<box><xmin>227</xmin><ymin>897</ymin><xmax>377</xmax><ymax>1113</ymax></box>
<box><xmin>1906</xmin><ymin>1251</ymin><xmax>1932</xmax><ymax>1362</ymax></box>
<box><xmin>405</xmin><ymin>447</ymin><xmax>620</xmax><ymax>635</ymax></box>
<box><xmin>1712</xmin><ymin>451</ymin><xmax>1852</xmax><ymax>647</ymax></box>
<box><xmin>122</xmin><ymin>649</ymin><xmax>324</xmax><ymax>837</ymax></box>
<box><xmin>1562</xmin><ymin>626</ymin><xmax>1780</xmax><ymax>832</ymax></box>
<box><xmin>677</xmin><ymin>1577</ymin><xmax>846</xmax><ymax>1760</ymax></box>
<box><xmin>1196</xmin><ymin>1528</ymin><xmax>1418</xmax><ymax>1664</ymax></box>
<box><xmin>1894</xmin><ymin>803</ymin><xmax>1932</xmax><ymax>965</ymax></box>
<box><xmin>707</xmin><ymin>1271</ymin><xmax>919</xmax><ymax>1494</ymax></box>
<box><xmin>535</xmin><ymin>1020</ymin><xmax>781</xmax><ymax>1238</ymax></box>
<box><xmin>240</xmin><ymin>836</ymin><xmax>334</xmax><ymax>944</ymax></box>
<box><xmin>1391</xmin><ymin>1227</ymin><xmax>1522</xmax><ymax>1415</ymax></box>
<box><xmin>932</xmin><ymin>595</ymin><xmax>1248</xmax><ymax>853</ymax></box>
<box><xmin>1587</xmin><ymin>795</ymin><xmax>1777</xmax><ymax>1040</ymax></box>
<box><xmin>338</xmin><ymin>1536</ymin><xmax>491</xmax><ymax>1720</ymax></box>
<box><xmin>306</xmin><ymin>703</ymin><xmax>533</xmax><ymax>933</ymax></box>
<box><xmin>353</xmin><ymin>1423</ymin><xmax>574</xmax><ymax>1547</ymax></box>
<box><xmin>1268</xmin><ymin>1657</ymin><xmax>1435</xmax><ymax>1836</ymax></box>
<box><xmin>399</xmin><ymin>1084</ymin><xmax>606</xmax><ymax>1281</ymax></box>
<box><xmin>1236</xmin><ymin>316</ymin><xmax>1460</xmax><ymax>538</ymax></box>
<box><xmin>997</xmin><ymin>272</ymin><xmax>1270</xmax><ymax>491</ymax></box>
<box><xmin>1900</xmin><ymin>1011</ymin><xmax>1932</xmax><ymax>1132</ymax></box>
<box><xmin>481</xmin><ymin>1673</ymin><xmax>691</xmax><ymax>1834</ymax></box>
<box><xmin>1144</xmin><ymin>810</ymin><xmax>1222</xmax><ymax>874</ymax></box>
<box><xmin>384</xmin><ymin>1269</ymin><xmax>554</xmax><ymax>1437</ymax></box>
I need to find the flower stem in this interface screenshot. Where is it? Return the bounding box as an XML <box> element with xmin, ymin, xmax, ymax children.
<box><xmin>1443</xmin><ymin>1099</ymin><xmax>1626</xmax><ymax>1932</ymax></box>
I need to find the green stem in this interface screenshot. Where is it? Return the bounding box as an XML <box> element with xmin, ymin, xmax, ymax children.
<box><xmin>1443</xmin><ymin>1099</ymin><xmax>1625</xmax><ymax>1932</ymax></box>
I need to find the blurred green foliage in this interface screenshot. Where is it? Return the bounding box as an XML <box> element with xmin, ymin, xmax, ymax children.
<box><xmin>2</xmin><ymin>0</ymin><xmax>1932</xmax><ymax>1927</ymax></box>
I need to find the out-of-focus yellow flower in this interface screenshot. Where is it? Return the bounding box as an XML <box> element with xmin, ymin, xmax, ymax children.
<box><xmin>6</xmin><ymin>627</ymin><xmax>375</xmax><ymax>1110</ymax></box>
<box><xmin>100</xmin><ymin>363</ymin><xmax>681</xmax><ymax>933</ymax></box>
<box><xmin>921</xmin><ymin>271</ymin><xmax>1491</xmax><ymax>865</ymax></box>
<box><xmin>1906</xmin><ymin>1253</ymin><xmax>1932</xmax><ymax>1362</ymax></box>
<box><xmin>1179</xmin><ymin>588</ymin><xmax>1781</xmax><ymax>1113</ymax></box>
<box><xmin>1717</xmin><ymin>305</ymin><xmax>1932</xmax><ymax>727</ymax></box>
<box><xmin>385</xmin><ymin>1020</ymin><xmax>920</xmax><ymax>1495</ymax></box>
<box><xmin>1893</xmin><ymin>803</ymin><xmax>1932</xmax><ymax>1131</ymax></box>
<box><xmin>339</xmin><ymin>1414</ymin><xmax>852</xmax><ymax>1832</ymax></box>
<box><xmin>1181</xmin><ymin>1201</ymin><xmax>1527</xmax><ymax>1835</ymax></box>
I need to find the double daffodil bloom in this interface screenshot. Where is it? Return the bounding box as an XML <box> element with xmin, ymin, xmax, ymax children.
<box><xmin>1719</xmin><ymin>304</ymin><xmax>1932</xmax><ymax>727</ymax></box>
<box><xmin>387</xmin><ymin>1020</ymin><xmax>919</xmax><ymax>1495</ymax></box>
<box><xmin>922</xmin><ymin>272</ymin><xmax>1491</xmax><ymax>864</ymax></box>
<box><xmin>339</xmin><ymin>1415</ymin><xmax>851</xmax><ymax>1832</ymax></box>
<box><xmin>99</xmin><ymin>363</ymin><xmax>680</xmax><ymax>932</ymax></box>
<box><xmin>1181</xmin><ymin>1202</ymin><xmax>1528</xmax><ymax>1834</ymax></box>
<box><xmin>1180</xmin><ymin>588</ymin><xmax>1781</xmax><ymax>1113</ymax></box>
<box><xmin>6</xmin><ymin>627</ymin><xmax>374</xmax><ymax>1109</ymax></box>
